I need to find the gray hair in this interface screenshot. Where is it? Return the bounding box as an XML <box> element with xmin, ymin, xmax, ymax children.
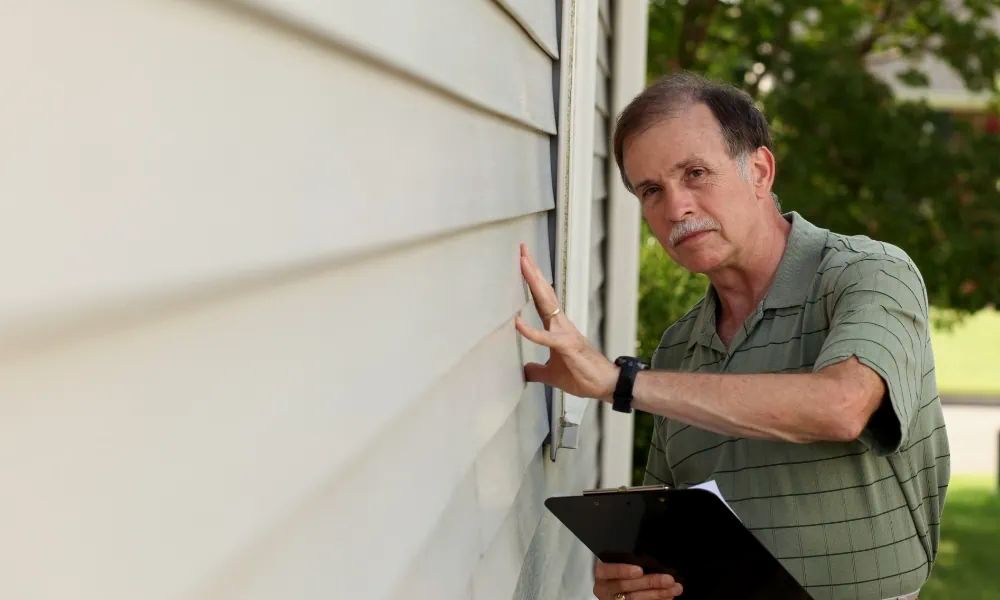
<box><xmin>735</xmin><ymin>153</ymin><xmax>782</xmax><ymax>211</ymax></box>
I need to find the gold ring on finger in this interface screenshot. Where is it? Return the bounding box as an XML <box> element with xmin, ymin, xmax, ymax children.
<box><xmin>614</xmin><ymin>593</ymin><xmax>628</xmax><ymax>600</ymax></box>
<box><xmin>545</xmin><ymin>307</ymin><xmax>561</xmax><ymax>319</ymax></box>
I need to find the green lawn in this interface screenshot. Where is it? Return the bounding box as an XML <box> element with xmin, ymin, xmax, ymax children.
<box><xmin>931</xmin><ymin>309</ymin><xmax>1000</xmax><ymax>396</ymax></box>
<box><xmin>923</xmin><ymin>311</ymin><xmax>1000</xmax><ymax>597</ymax></box>
<box><xmin>921</xmin><ymin>475</ymin><xmax>1000</xmax><ymax>599</ymax></box>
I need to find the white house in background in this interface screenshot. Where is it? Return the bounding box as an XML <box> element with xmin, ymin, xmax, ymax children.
<box><xmin>0</xmin><ymin>1</ymin><xmax>648</xmax><ymax>599</ymax></box>
<box><xmin>865</xmin><ymin>9</ymin><xmax>1000</xmax><ymax>113</ymax></box>
<box><xmin>867</xmin><ymin>48</ymin><xmax>998</xmax><ymax>112</ymax></box>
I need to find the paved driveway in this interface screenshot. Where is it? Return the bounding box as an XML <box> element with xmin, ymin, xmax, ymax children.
<box><xmin>941</xmin><ymin>400</ymin><xmax>1000</xmax><ymax>478</ymax></box>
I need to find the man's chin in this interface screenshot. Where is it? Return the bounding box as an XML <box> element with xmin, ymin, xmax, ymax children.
<box><xmin>664</xmin><ymin>236</ymin><xmax>727</xmax><ymax>273</ymax></box>
<box><xmin>673</xmin><ymin>254</ymin><xmax>723</xmax><ymax>275</ymax></box>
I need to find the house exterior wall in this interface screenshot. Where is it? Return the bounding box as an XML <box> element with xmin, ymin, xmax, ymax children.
<box><xmin>0</xmin><ymin>1</ymin><xmax>645</xmax><ymax>598</ymax></box>
<box><xmin>589</xmin><ymin>2</ymin><xmax>613</xmax><ymax>351</ymax></box>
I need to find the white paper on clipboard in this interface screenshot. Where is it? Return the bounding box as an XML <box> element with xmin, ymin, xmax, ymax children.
<box><xmin>688</xmin><ymin>480</ymin><xmax>741</xmax><ymax>522</ymax></box>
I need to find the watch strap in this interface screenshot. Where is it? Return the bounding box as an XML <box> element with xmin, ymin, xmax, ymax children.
<box><xmin>612</xmin><ymin>356</ymin><xmax>649</xmax><ymax>413</ymax></box>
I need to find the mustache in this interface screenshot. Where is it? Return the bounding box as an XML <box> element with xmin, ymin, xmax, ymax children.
<box><xmin>668</xmin><ymin>217</ymin><xmax>720</xmax><ymax>247</ymax></box>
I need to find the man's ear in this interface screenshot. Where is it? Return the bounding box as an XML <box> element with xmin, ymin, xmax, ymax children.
<box><xmin>751</xmin><ymin>146</ymin><xmax>776</xmax><ymax>201</ymax></box>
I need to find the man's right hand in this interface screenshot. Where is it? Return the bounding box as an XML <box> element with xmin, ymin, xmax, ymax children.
<box><xmin>592</xmin><ymin>561</ymin><xmax>684</xmax><ymax>599</ymax></box>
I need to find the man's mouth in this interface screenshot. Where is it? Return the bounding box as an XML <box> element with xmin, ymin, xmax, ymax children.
<box><xmin>673</xmin><ymin>229</ymin><xmax>713</xmax><ymax>247</ymax></box>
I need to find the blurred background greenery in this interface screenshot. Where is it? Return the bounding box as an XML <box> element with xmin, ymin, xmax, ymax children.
<box><xmin>920</xmin><ymin>475</ymin><xmax>1000</xmax><ymax>600</ymax></box>
<box><xmin>631</xmin><ymin>0</ymin><xmax>1000</xmax><ymax>596</ymax></box>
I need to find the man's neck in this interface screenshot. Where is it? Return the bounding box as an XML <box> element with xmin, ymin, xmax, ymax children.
<box><xmin>709</xmin><ymin>213</ymin><xmax>792</xmax><ymax>331</ymax></box>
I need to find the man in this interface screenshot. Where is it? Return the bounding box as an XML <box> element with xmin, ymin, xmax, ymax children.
<box><xmin>516</xmin><ymin>73</ymin><xmax>949</xmax><ymax>600</ymax></box>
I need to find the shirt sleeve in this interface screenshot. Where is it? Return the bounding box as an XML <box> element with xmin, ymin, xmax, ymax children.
<box><xmin>642</xmin><ymin>416</ymin><xmax>675</xmax><ymax>486</ymax></box>
<box><xmin>814</xmin><ymin>256</ymin><xmax>929</xmax><ymax>455</ymax></box>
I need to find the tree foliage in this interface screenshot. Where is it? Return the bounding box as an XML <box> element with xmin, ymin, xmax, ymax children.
<box><xmin>634</xmin><ymin>0</ymin><xmax>1000</xmax><ymax>483</ymax></box>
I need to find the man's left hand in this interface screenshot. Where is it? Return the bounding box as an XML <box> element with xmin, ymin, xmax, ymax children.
<box><xmin>515</xmin><ymin>244</ymin><xmax>618</xmax><ymax>401</ymax></box>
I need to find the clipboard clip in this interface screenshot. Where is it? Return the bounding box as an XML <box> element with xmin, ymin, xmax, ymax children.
<box><xmin>582</xmin><ymin>484</ymin><xmax>670</xmax><ymax>495</ymax></box>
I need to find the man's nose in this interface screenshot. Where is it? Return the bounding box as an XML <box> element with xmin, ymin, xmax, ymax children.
<box><xmin>656</xmin><ymin>184</ymin><xmax>697</xmax><ymax>223</ymax></box>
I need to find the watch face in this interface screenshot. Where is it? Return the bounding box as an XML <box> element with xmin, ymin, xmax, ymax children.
<box><xmin>615</xmin><ymin>355</ymin><xmax>636</xmax><ymax>367</ymax></box>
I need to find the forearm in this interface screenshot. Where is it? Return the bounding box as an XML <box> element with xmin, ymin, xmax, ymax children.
<box><xmin>630</xmin><ymin>369</ymin><xmax>863</xmax><ymax>444</ymax></box>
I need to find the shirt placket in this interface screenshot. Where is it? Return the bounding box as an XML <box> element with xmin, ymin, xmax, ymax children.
<box><xmin>721</xmin><ymin>303</ymin><xmax>766</xmax><ymax>371</ymax></box>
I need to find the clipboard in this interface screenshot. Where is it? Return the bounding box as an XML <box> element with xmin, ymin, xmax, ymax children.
<box><xmin>545</xmin><ymin>485</ymin><xmax>812</xmax><ymax>600</ymax></box>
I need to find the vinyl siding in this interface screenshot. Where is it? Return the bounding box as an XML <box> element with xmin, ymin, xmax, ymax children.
<box><xmin>589</xmin><ymin>2</ymin><xmax>614</xmax><ymax>351</ymax></box>
<box><xmin>0</xmin><ymin>1</ymin><xmax>612</xmax><ymax>599</ymax></box>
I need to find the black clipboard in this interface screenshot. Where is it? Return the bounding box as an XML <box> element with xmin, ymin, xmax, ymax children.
<box><xmin>545</xmin><ymin>485</ymin><xmax>812</xmax><ymax>600</ymax></box>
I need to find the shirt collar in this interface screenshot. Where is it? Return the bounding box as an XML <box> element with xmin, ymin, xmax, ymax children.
<box><xmin>762</xmin><ymin>211</ymin><xmax>829</xmax><ymax>310</ymax></box>
<box><xmin>687</xmin><ymin>287</ymin><xmax>721</xmax><ymax>351</ymax></box>
<box><xmin>685</xmin><ymin>211</ymin><xmax>828</xmax><ymax>350</ymax></box>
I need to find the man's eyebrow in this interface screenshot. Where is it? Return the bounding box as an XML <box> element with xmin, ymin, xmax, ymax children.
<box><xmin>673</xmin><ymin>154</ymin><xmax>708</xmax><ymax>171</ymax></box>
<box><xmin>634</xmin><ymin>178</ymin><xmax>658</xmax><ymax>192</ymax></box>
<box><xmin>632</xmin><ymin>155</ymin><xmax>710</xmax><ymax>191</ymax></box>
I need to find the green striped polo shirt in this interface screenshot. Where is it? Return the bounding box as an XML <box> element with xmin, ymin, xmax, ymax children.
<box><xmin>643</xmin><ymin>212</ymin><xmax>950</xmax><ymax>600</ymax></box>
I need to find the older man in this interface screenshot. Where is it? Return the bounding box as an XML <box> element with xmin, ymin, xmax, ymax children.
<box><xmin>516</xmin><ymin>73</ymin><xmax>949</xmax><ymax>600</ymax></box>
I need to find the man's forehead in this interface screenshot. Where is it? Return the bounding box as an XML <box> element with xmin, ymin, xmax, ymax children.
<box><xmin>622</xmin><ymin>105</ymin><xmax>728</xmax><ymax>181</ymax></box>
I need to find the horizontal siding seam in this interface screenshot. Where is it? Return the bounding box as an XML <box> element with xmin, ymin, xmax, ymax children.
<box><xmin>219</xmin><ymin>0</ymin><xmax>558</xmax><ymax>135</ymax></box>
<box><xmin>492</xmin><ymin>0</ymin><xmax>560</xmax><ymax>59</ymax></box>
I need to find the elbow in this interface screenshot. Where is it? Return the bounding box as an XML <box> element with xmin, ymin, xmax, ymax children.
<box><xmin>815</xmin><ymin>356</ymin><xmax>887</xmax><ymax>444</ymax></box>
<box><xmin>830</xmin><ymin>412</ymin><xmax>867</xmax><ymax>443</ymax></box>
<box><xmin>826</xmin><ymin>382</ymin><xmax>871</xmax><ymax>443</ymax></box>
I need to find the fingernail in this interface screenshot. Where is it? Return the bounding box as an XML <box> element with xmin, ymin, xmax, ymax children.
<box><xmin>630</xmin><ymin>566</ymin><xmax>642</xmax><ymax>577</ymax></box>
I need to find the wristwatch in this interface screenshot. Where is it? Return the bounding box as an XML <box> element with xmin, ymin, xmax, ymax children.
<box><xmin>612</xmin><ymin>356</ymin><xmax>649</xmax><ymax>413</ymax></box>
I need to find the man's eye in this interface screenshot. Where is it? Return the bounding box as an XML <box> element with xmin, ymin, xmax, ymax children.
<box><xmin>642</xmin><ymin>187</ymin><xmax>659</xmax><ymax>198</ymax></box>
<box><xmin>688</xmin><ymin>168</ymin><xmax>706</xmax><ymax>179</ymax></box>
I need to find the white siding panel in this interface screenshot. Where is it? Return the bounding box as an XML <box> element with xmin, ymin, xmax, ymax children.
<box><xmin>561</xmin><ymin>536</ymin><xmax>597</xmax><ymax>598</ymax></box>
<box><xmin>597</xmin><ymin>21</ymin><xmax>611</xmax><ymax>75</ymax></box>
<box><xmin>197</xmin><ymin>324</ymin><xmax>548</xmax><ymax>600</ymax></box>
<box><xmin>547</xmin><ymin>408</ymin><xmax>601</xmax><ymax>597</ymax></box>
<box><xmin>4</xmin><ymin>312</ymin><xmax>534</xmax><ymax>600</ymax></box>
<box><xmin>594</xmin><ymin>110</ymin><xmax>610</xmax><ymax>157</ymax></box>
<box><xmin>472</xmin><ymin>455</ymin><xmax>547</xmax><ymax>600</ymax></box>
<box><xmin>589</xmin><ymin>295</ymin><xmax>605</xmax><ymax>347</ymax></box>
<box><xmin>473</xmin><ymin>389</ymin><xmax>550</xmax><ymax>557</ymax></box>
<box><xmin>589</xmin><ymin>193</ymin><xmax>607</xmax><ymax>347</ymax></box>
<box><xmin>494</xmin><ymin>0</ymin><xmax>560</xmax><ymax>58</ymax></box>
<box><xmin>589</xmin><ymin>8</ymin><xmax>612</xmax><ymax>354</ymax></box>
<box><xmin>239</xmin><ymin>0</ymin><xmax>557</xmax><ymax>132</ymax></box>
<box><xmin>521</xmin><ymin>505</ymin><xmax>596</xmax><ymax>600</ymax></box>
<box><xmin>592</xmin><ymin>199</ymin><xmax>608</xmax><ymax>248</ymax></box>
<box><xmin>0</xmin><ymin>0</ymin><xmax>553</xmax><ymax>339</ymax></box>
<box><xmin>513</xmin><ymin>407</ymin><xmax>601</xmax><ymax>599</ymax></box>
<box><xmin>589</xmin><ymin>191</ymin><xmax>606</xmax><ymax>343</ymax></box>
<box><xmin>0</xmin><ymin>2</ymin><xmax>627</xmax><ymax>600</ymax></box>
<box><xmin>590</xmin><ymin>259</ymin><xmax>606</xmax><ymax>296</ymax></box>
<box><xmin>589</xmin><ymin>253</ymin><xmax>606</xmax><ymax>286</ymax></box>
<box><xmin>0</xmin><ymin>213</ymin><xmax>548</xmax><ymax>600</ymax></box>
<box><xmin>391</xmin><ymin>382</ymin><xmax>548</xmax><ymax>599</ymax></box>
<box><xmin>596</xmin><ymin>68</ymin><xmax>610</xmax><ymax>115</ymax></box>
<box><xmin>593</xmin><ymin>157</ymin><xmax>610</xmax><ymax>201</ymax></box>
<box><xmin>380</xmin><ymin>469</ymin><xmax>483</xmax><ymax>600</ymax></box>
<box><xmin>589</xmin><ymin>292</ymin><xmax>605</xmax><ymax>343</ymax></box>
<box><xmin>514</xmin><ymin>513</ymin><xmax>580</xmax><ymax>600</ymax></box>
<box><xmin>599</xmin><ymin>0</ymin><xmax>612</xmax><ymax>34</ymax></box>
